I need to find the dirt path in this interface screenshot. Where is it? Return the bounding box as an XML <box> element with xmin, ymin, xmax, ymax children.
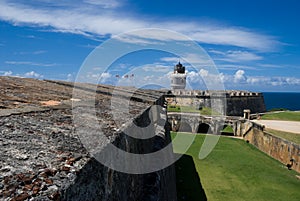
<box><xmin>252</xmin><ymin>120</ymin><xmax>300</xmax><ymax>134</ymax></box>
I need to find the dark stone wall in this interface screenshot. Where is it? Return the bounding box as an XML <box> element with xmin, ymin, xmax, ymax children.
<box><xmin>170</xmin><ymin>94</ymin><xmax>266</xmax><ymax>116</ymax></box>
<box><xmin>226</xmin><ymin>95</ymin><xmax>266</xmax><ymax>116</ymax></box>
<box><xmin>61</xmin><ymin>97</ymin><xmax>177</xmax><ymax>201</ymax></box>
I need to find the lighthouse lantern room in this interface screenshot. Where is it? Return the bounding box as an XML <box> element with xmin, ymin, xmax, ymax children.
<box><xmin>170</xmin><ymin>62</ymin><xmax>187</xmax><ymax>90</ymax></box>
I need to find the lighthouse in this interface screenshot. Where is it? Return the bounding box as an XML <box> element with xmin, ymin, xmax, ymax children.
<box><xmin>170</xmin><ymin>62</ymin><xmax>187</xmax><ymax>90</ymax></box>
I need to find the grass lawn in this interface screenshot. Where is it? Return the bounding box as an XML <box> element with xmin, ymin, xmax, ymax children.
<box><xmin>222</xmin><ymin>125</ymin><xmax>234</xmax><ymax>133</ymax></box>
<box><xmin>261</xmin><ymin>111</ymin><xmax>300</xmax><ymax>121</ymax></box>
<box><xmin>171</xmin><ymin>132</ymin><xmax>300</xmax><ymax>201</ymax></box>
<box><xmin>265</xmin><ymin>128</ymin><xmax>300</xmax><ymax>145</ymax></box>
<box><xmin>167</xmin><ymin>105</ymin><xmax>219</xmax><ymax>115</ymax></box>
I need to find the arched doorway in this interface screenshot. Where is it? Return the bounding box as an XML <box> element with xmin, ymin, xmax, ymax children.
<box><xmin>197</xmin><ymin>123</ymin><xmax>212</xmax><ymax>134</ymax></box>
<box><xmin>178</xmin><ymin>121</ymin><xmax>193</xmax><ymax>133</ymax></box>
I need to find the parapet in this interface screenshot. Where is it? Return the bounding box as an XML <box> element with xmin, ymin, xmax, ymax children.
<box><xmin>169</xmin><ymin>90</ymin><xmax>262</xmax><ymax>97</ymax></box>
<box><xmin>0</xmin><ymin>77</ymin><xmax>177</xmax><ymax>201</ymax></box>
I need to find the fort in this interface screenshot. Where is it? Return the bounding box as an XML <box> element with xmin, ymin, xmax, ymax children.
<box><xmin>166</xmin><ymin>89</ymin><xmax>266</xmax><ymax>116</ymax></box>
<box><xmin>0</xmin><ymin>75</ymin><xmax>299</xmax><ymax>201</ymax></box>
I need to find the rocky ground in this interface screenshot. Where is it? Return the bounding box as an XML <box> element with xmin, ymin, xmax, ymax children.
<box><xmin>0</xmin><ymin>76</ymin><xmax>163</xmax><ymax>201</ymax></box>
<box><xmin>0</xmin><ymin>108</ymin><xmax>87</xmax><ymax>201</ymax></box>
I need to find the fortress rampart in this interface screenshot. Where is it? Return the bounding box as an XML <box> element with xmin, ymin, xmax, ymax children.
<box><xmin>166</xmin><ymin>90</ymin><xmax>266</xmax><ymax>116</ymax></box>
<box><xmin>244</xmin><ymin>125</ymin><xmax>300</xmax><ymax>173</ymax></box>
<box><xmin>1</xmin><ymin>76</ymin><xmax>297</xmax><ymax>200</ymax></box>
<box><xmin>0</xmin><ymin>77</ymin><xmax>177</xmax><ymax>201</ymax></box>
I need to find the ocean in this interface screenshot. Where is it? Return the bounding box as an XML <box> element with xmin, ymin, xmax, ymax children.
<box><xmin>263</xmin><ymin>92</ymin><xmax>300</xmax><ymax>111</ymax></box>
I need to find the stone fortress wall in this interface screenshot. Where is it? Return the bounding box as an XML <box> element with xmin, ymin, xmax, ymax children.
<box><xmin>244</xmin><ymin>124</ymin><xmax>300</xmax><ymax>173</ymax></box>
<box><xmin>62</xmin><ymin>96</ymin><xmax>177</xmax><ymax>201</ymax></box>
<box><xmin>0</xmin><ymin>77</ymin><xmax>177</xmax><ymax>201</ymax></box>
<box><xmin>167</xmin><ymin>90</ymin><xmax>266</xmax><ymax>116</ymax></box>
<box><xmin>167</xmin><ymin>89</ymin><xmax>300</xmax><ymax>173</ymax></box>
<box><xmin>1</xmin><ymin>76</ymin><xmax>298</xmax><ymax>201</ymax></box>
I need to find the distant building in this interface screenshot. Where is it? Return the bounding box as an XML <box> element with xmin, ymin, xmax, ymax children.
<box><xmin>170</xmin><ymin>62</ymin><xmax>187</xmax><ymax>90</ymax></box>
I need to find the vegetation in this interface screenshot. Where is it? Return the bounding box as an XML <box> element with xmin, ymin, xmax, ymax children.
<box><xmin>167</xmin><ymin>105</ymin><xmax>220</xmax><ymax>115</ymax></box>
<box><xmin>221</xmin><ymin>125</ymin><xmax>234</xmax><ymax>133</ymax></box>
<box><xmin>261</xmin><ymin>111</ymin><xmax>300</xmax><ymax>121</ymax></box>
<box><xmin>265</xmin><ymin>128</ymin><xmax>300</xmax><ymax>144</ymax></box>
<box><xmin>171</xmin><ymin>132</ymin><xmax>300</xmax><ymax>201</ymax></box>
<box><xmin>268</xmin><ymin>108</ymin><xmax>288</xmax><ymax>112</ymax></box>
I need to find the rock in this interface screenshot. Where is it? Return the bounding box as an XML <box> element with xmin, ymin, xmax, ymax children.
<box><xmin>1</xmin><ymin>166</ymin><xmax>11</xmax><ymax>173</ymax></box>
<box><xmin>32</xmin><ymin>185</ymin><xmax>40</xmax><ymax>196</ymax></box>
<box><xmin>61</xmin><ymin>166</ymin><xmax>70</xmax><ymax>172</ymax></box>
<box><xmin>11</xmin><ymin>192</ymin><xmax>29</xmax><ymax>201</ymax></box>
<box><xmin>23</xmin><ymin>184</ymin><xmax>34</xmax><ymax>191</ymax></box>
<box><xmin>46</xmin><ymin>185</ymin><xmax>58</xmax><ymax>194</ymax></box>
<box><xmin>44</xmin><ymin>179</ymin><xmax>53</xmax><ymax>185</ymax></box>
<box><xmin>44</xmin><ymin>168</ymin><xmax>57</xmax><ymax>177</ymax></box>
<box><xmin>49</xmin><ymin>191</ymin><xmax>60</xmax><ymax>201</ymax></box>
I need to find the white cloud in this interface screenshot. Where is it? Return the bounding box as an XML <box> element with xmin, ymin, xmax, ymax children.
<box><xmin>83</xmin><ymin>0</ymin><xmax>121</xmax><ymax>8</ymax></box>
<box><xmin>24</xmin><ymin>71</ymin><xmax>44</xmax><ymax>79</ymax></box>
<box><xmin>0</xmin><ymin>1</ymin><xmax>281</xmax><ymax>51</ymax></box>
<box><xmin>77</xmin><ymin>66</ymin><xmax>300</xmax><ymax>90</ymax></box>
<box><xmin>187</xmin><ymin>69</ymin><xmax>222</xmax><ymax>85</ymax></box>
<box><xmin>160</xmin><ymin>57</ymin><xmax>179</xmax><ymax>63</ymax></box>
<box><xmin>189</xmin><ymin>28</ymin><xmax>280</xmax><ymax>52</ymax></box>
<box><xmin>217</xmin><ymin>64</ymin><xmax>257</xmax><ymax>71</ymax></box>
<box><xmin>234</xmin><ymin>69</ymin><xmax>246</xmax><ymax>83</ymax></box>
<box><xmin>99</xmin><ymin>72</ymin><xmax>111</xmax><ymax>82</ymax></box>
<box><xmin>218</xmin><ymin>70</ymin><xmax>300</xmax><ymax>88</ymax></box>
<box><xmin>66</xmin><ymin>73</ymin><xmax>74</xmax><ymax>82</ymax></box>
<box><xmin>141</xmin><ymin>63</ymin><xmax>171</xmax><ymax>73</ymax></box>
<box><xmin>160</xmin><ymin>53</ymin><xmax>212</xmax><ymax>66</ymax></box>
<box><xmin>2</xmin><ymin>70</ymin><xmax>13</xmax><ymax>76</ymax></box>
<box><xmin>84</xmin><ymin>72</ymin><xmax>112</xmax><ymax>83</ymax></box>
<box><xmin>210</xmin><ymin>50</ymin><xmax>263</xmax><ymax>62</ymax></box>
<box><xmin>5</xmin><ymin>61</ymin><xmax>57</xmax><ymax>67</ymax></box>
<box><xmin>18</xmin><ymin>50</ymin><xmax>47</xmax><ymax>55</ymax></box>
<box><xmin>246</xmin><ymin>76</ymin><xmax>300</xmax><ymax>86</ymax></box>
<box><xmin>187</xmin><ymin>71</ymin><xmax>202</xmax><ymax>84</ymax></box>
<box><xmin>225</xmin><ymin>50</ymin><xmax>263</xmax><ymax>61</ymax></box>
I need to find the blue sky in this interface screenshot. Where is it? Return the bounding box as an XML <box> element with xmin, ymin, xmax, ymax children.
<box><xmin>0</xmin><ymin>0</ymin><xmax>299</xmax><ymax>92</ymax></box>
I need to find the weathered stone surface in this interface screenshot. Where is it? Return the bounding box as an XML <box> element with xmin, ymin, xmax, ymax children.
<box><xmin>0</xmin><ymin>76</ymin><xmax>177</xmax><ymax>201</ymax></box>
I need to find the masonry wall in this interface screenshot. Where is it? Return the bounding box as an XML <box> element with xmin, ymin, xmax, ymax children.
<box><xmin>227</xmin><ymin>95</ymin><xmax>266</xmax><ymax>116</ymax></box>
<box><xmin>244</xmin><ymin>127</ymin><xmax>300</xmax><ymax>173</ymax></box>
<box><xmin>61</xmin><ymin>97</ymin><xmax>177</xmax><ymax>201</ymax></box>
<box><xmin>167</xmin><ymin>94</ymin><xmax>266</xmax><ymax>116</ymax></box>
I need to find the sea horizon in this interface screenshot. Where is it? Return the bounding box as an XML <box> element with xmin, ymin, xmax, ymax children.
<box><xmin>262</xmin><ymin>92</ymin><xmax>300</xmax><ymax>111</ymax></box>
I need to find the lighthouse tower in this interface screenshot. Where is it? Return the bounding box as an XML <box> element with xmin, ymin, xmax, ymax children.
<box><xmin>170</xmin><ymin>62</ymin><xmax>187</xmax><ymax>90</ymax></box>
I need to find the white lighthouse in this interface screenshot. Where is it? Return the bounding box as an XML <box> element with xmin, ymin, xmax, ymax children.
<box><xmin>170</xmin><ymin>62</ymin><xmax>187</xmax><ymax>90</ymax></box>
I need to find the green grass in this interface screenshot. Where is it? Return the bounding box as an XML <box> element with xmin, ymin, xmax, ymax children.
<box><xmin>265</xmin><ymin>128</ymin><xmax>300</xmax><ymax>144</ymax></box>
<box><xmin>222</xmin><ymin>125</ymin><xmax>234</xmax><ymax>133</ymax></box>
<box><xmin>167</xmin><ymin>105</ymin><xmax>219</xmax><ymax>115</ymax></box>
<box><xmin>261</xmin><ymin>111</ymin><xmax>300</xmax><ymax>121</ymax></box>
<box><xmin>171</xmin><ymin>132</ymin><xmax>300</xmax><ymax>201</ymax></box>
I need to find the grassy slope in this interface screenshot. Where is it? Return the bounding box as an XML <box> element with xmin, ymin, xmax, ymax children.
<box><xmin>172</xmin><ymin>133</ymin><xmax>300</xmax><ymax>201</ymax></box>
<box><xmin>222</xmin><ymin>125</ymin><xmax>234</xmax><ymax>133</ymax></box>
<box><xmin>265</xmin><ymin>128</ymin><xmax>300</xmax><ymax>145</ymax></box>
<box><xmin>261</xmin><ymin>111</ymin><xmax>300</xmax><ymax>121</ymax></box>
